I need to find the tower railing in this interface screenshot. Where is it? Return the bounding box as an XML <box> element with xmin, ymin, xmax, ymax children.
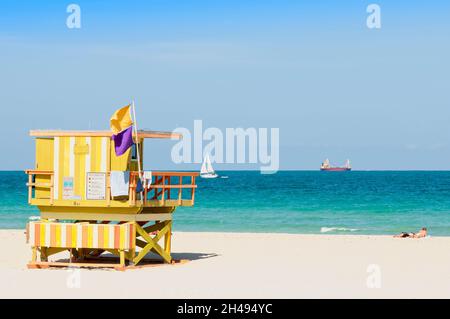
<box><xmin>129</xmin><ymin>171</ymin><xmax>198</xmax><ymax>207</ymax></box>
<box><xmin>25</xmin><ymin>170</ymin><xmax>198</xmax><ymax>207</ymax></box>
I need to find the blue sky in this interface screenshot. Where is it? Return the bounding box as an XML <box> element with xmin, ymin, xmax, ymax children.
<box><xmin>1</xmin><ymin>1</ymin><xmax>449</xmax><ymax>170</ymax></box>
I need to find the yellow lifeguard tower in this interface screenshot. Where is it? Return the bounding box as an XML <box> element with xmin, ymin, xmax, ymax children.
<box><xmin>25</xmin><ymin>128</ymin><xmax>198</xmax><ymax>270</ymax></box>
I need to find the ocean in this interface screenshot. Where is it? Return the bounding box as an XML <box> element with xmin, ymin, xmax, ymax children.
<box><xmin>2</xmin><ymin>170</ymin><xmax>450</xmax><ymax>236</ymax></box>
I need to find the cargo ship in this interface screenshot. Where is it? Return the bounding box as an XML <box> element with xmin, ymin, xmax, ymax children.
<box><xmin>320</xmin><ymin>159</ymin><xmax>351</xmax><ymax>171</ymax></box>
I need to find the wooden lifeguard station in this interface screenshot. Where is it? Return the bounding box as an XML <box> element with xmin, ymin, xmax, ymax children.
<box><xmin>25</xmin><ymin>129</ymin><xmax>198</xmax><ymax>270</ymax></box>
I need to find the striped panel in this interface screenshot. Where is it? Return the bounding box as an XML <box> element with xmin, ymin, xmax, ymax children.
<box><xmin>129</xmin><ymin>223</ymin><xmax>135</xmax><ymax>249</ymax></box>
<box><xmin>28</xmin><ymin>222</ymin><xmax>135</xmax><ymax>250</ymax></box>
<box><xmin>90</xmin><ymin>137</ymin><xmax>98</xmax><ymax>172</ymax></box>
<box><xmin>103</xmin><ymin>225</ymin><xmax>109</xmax><ymax>249</ymax></box>
<box><xmin>85</xmin><ymin>137</ymin><xmax>91</xmax><ymax>173</ymax></box>
<box><xmin>58</xmin><ymin>136</ymin><xmax>108</xmax><ymax>200</ymax></box>
<box><xmin>90</xmin><ymin>137</ymin><xmax>109</xmax><ymax>173</ymax></box>
<box><xmin>120</xmin><ymin>225</ymin><xmax>125</xmax><ymax>250</ymax></box>
<box><xmin>44</xmin><ymin>223</ymin><xmax>50</xmax><ymax>247</ymax></box>
<box><xmin>65</xmin><ymin>224</ymin><xmax>71</xmax><ymax>247</ymax></box>
<box><xmin>60</xmin><ymin>137</ymin><xmax>70</xmax><ymax>200</ymax></box>
<box><xmin>71</xmin><ymin>225</ymin><xmax>77</xmax><ymax>248</ymax></box>
<box><xmin>29</xmin><ymin>222</ymin><xmax>35</xmax><ymax>244</ymax></box>
<box><xmin>69</xmin><ymin>137</ymin><xmax>75</xmax><ymax>198</ymax></box>
<box><xmin>50</xmin><ymin>224</ymin><xmax>56</xmax><ymax>246</ymax></box>
<box><xmin>114</xmin><ymin>225</ymin><xmax>120</xmax><ymax>249</ymax></box>
<box><xmin>36</xmin><ymin>223</ymin><xmax>41</xmax><ymax>247</ymax></box>
<box><xmin>53</xmin><ymin>137</ymin><xmax>60</xmax><ymax>200</ymax></box>
<box><xmin>109</xmin><ymin>224</ymin><xmax>114</xmax><ymax>249</ymax></box>
<box><xmin>92</xmin><ymin>223</ymin><xmax>98</xmax><ymax>247</ymax></box>
<box><xmin>77</xmin><ymin>223</ymin><xmax>83</xmax><ymax>248</ymax></box>
<box><xmin>87</xmin><ymin>224</ymin><xmax>93</xmax><ymax>248</ymax></box>
<box><xmin>74</xmin><ymin>137</ymin><xmax>82</xmax><ymax>199</ymax></box>
<box><xmin>82</xmin><ymin>224</ymin><xmax>88</xmax><ymax>248</ymax></box>
<box><xmin>102</xmin><ymin>137</ymin><xmax>108</xmax><ymax>172</ymax></box>
<box><xmin>98</xmin><ymin>225</ymin><xmax>104</xmax><ymax>248</ymax></box>
<box><xmin>60</xmin><ymin>224</ymin><xmax>66</xmax><ymax>247</ymax></box>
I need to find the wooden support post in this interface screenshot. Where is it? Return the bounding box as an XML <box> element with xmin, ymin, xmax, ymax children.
<box><xmin>25</xmin><ymin>223</ymin><xmax>30</xmax><ymax>243</ymax></box>
<box><xmin>106</xmin><ymin>172</ymin><xmax>111</xmax><ymax>206</ymax></box>
<box><xmin>191</xmin><ymin>176</ymin><xmax>196</xmax><ymax>203</ymax></box>
<box><xmin>40</xmin><ymin>247</ymin><xmax>48</xmax><ymax>262</ymax></box>
<box><xmin>161</xmin><ymin>176</ymin><xmax>165</xmax><ymax>206</ymax></box>
<box><xmin>167</xmin><ymin>176</ymin><xmax>171</xmax><ymax>200</ymax></box>
<box><xmin>28</xmin><ymin>174</ymin><xmax>32</xmax><ymax>204</ymax></box>
<box><xmin>78</xmin><ymin>248</ymin><xmax>85</xmax><ymax>261</ymax></box>
<box><xmin>131</xmin><ymin>179</ymin><xmax>134</xmax><ymax>206</ymax></box>
<box><xmin>133</xmin><ymin>221</ymin><xmax>172</xmax><ymax>265</ymax></box>
<box><xmin>129</xmin><ymin>174</ymin><xmax>133</xmax><ymax>206</ymax></box>
<box><xmin>164</xmin><ymin>221</ymin><xmax>172</xmax><ymax>258</ymax></box>
<box><xmin>69</xmin><ymin>249</ymin><xmax>75</xmax><ymax>262</ymax></box>
<box><xmin>119</xmin><ymin>250</ymin><xmax>125</xmax><ymax>267</ymax></box>
<box><xmin>50</xmin><ymin>174</ymin><xmax>54</xmax><ymax>205</ymax></box>
<box><xmin>128</xmin><ymin>248</ymin><xmax>135</xmax><ymax>265</ymax></box>
<box><xmin>178</xmin><ymin>175</ymin><xmax>183</xmax><ymax>205</ymax></box>
<box><xmin>106</xmin><ymin>139</ymin><xmax>111</xmax><ymax>206</ymax></box>
<box><xmin>144</xmin><ymin>181</ymin><xmax>148</xmax><ymax>205</ymax></box>
<box><xmin>31</xmin><ymin>247</ymin><xmax>37</xmax><ymax>263</ymax></box>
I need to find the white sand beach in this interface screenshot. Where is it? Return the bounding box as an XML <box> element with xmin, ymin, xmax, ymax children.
<box><xmin>1</xmin><ymin>229</ymin><xmax>449</xmax><ymax>298</ymax></box>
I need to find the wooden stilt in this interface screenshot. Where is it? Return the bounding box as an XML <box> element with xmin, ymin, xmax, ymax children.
<box><xmin>119</xmin><ymin>250</ymin><xmax>125</xmax><ymax>267</ymax></box>
<box><xmin>31</xmin><ymin>247</ymin><xmax>37</xmax><ymax>263</ymax></box>
<box><xmin>40</xmin><ymin>247</ymin><xmax>48</xmax><ymax>262</ymax></box>
<box><xmin>164</xmin><ymin>221</ymin><xmax>172</xmax><ymax>257</ymax></box>
<box><xmin>128</xmin><ymin>248</ymin><xmax>136</xmax><ymax>265</ymax></box>
<box><xmin>133</xmin><ymin>221</ymin><xmax>172</xmax><ymax>265</ymax></box>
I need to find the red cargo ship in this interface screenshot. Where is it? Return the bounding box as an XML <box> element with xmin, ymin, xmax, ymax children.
<box><xmin>320</xmin><ymin>159</ymin><xmax>351</xmax><ymax>171</ymax></box>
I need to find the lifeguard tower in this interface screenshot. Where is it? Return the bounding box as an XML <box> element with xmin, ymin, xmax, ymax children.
<box><xmin>25</xmin><ymin>128</ymin><xmax>198</xmax><ymax>270</ymax></box>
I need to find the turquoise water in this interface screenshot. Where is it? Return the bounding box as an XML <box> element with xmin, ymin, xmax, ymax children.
<box><xmin>2</xmin><ymin>171</ymin><xmax>450</xmax><ymax>235</ymax></box>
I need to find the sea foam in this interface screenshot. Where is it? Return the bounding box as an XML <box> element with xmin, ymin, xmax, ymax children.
<box><xmin>320</xmin><ymin>227</ymin><xmax>359</xmax><ymax>233</ymax></box>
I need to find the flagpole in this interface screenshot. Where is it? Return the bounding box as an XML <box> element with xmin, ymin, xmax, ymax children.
<box><xmin>131</xmin><ymin>99</ymin><xmax>144</xmax><ymax>200</ymax></box>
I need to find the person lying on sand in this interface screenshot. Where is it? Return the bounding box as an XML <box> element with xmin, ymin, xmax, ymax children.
<box><xmin>394</xmin><ymin>227</ymin><xmax>427</xmax><ymax>238</ymax></box>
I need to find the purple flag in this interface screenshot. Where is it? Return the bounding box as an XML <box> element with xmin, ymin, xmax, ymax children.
<box><xmin>112</xmin><ymin>126</ymin><xmax>134</xmax><ymax>156</ymax></box>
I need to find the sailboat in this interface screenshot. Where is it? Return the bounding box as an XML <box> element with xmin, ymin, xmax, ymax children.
<box><xmin>345</xmin><ymin>159</ymin><xmax>351</xmax><ymax>170</ymax></box>
<box><xmin>200</xmin><ymin>154</ymin><xmax>218</xmax><ymax>178</ymax></box>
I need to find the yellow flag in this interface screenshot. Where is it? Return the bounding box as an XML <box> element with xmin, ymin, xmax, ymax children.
<box><xmin>110</xmin><ymin>105</ymin><xmax>133</xmax><ymax>135</ymax></box>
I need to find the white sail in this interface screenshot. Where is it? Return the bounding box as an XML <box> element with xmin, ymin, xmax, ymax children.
<box><xmin>205</xmin><ymin>155</ymin><xmax>215</xmax><ymax>173</ymax></box>
<box><xmin>345</xmin><ymin>159</ymin><xmax>351</xmax><ymax>169</ymax></box>
<box><xmin>201</xmin><ymin>154</ymin><xmax>217</xmax><ymax>177</ymax></box>
<box><xmin>200</xmin><ymin>157</ymin><xmax>209</xmax><ymax>174</ymax></box>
